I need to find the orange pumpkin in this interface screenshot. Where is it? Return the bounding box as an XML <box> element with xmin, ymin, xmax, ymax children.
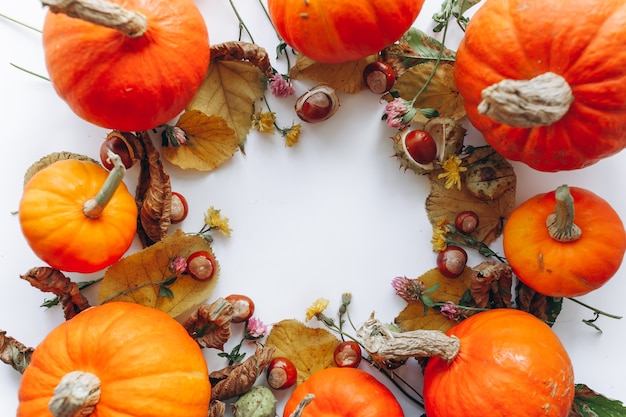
<box><xmin>19</xmin><ymin>155</ymin><xmax>137</xmax><ymax>273</ymax></box>
<box><xmin>17</xmin><ymin>302</ymin><xmax>211</xmax><ymax>417</ymax></box>
<box><xmin>42</xmin><ymin>0</ymin><xmax>210</xmax><ymax>131</ymax></box>
<box><xmin>267</xmin><ymin>0</ymin><xmax>424</xmax><ymax>64</ymax></box>
<box><xmin>282</xmin><ymin>367</ymin><xmax>404</xmax><ymax>417</ymax></box>
<box><xmin>424</xmin><ymin>309</ymin><xmax>574</xmax><ymax>417</ymax></box>
<box><xmin>503</xmin><ymin>185</ymin><xmax>626</xmax><ymax>297</ymax></box>
<box><xmin>454</xmin><ymin>0</ymin><xmax>626</xmax><ymax>171</ymax></box>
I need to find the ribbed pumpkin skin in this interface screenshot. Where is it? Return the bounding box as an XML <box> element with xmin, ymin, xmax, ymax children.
<box><xmin>424</xmin><ymin>309</ymin><xmax>574</xmax><ymax>417</ymax></box>
<box><xmin>19</xmin><ymin>159</ymin><xmax>137</xmax><ymax>273</ymax></box>
<box><xmin>17</xmin><ymin>302</ymin><xmax>211</xmax><ymax>417</ymax></box>
<box><xmin>268</xmin><ymin>0</ymin><xmax>424</xmax><ymax>64</ymax></box>
<box><xmin>43</xmin><ymin>0</ymin><xmax>210</xmax><ymax>131</ymax></box>
<box><xmin>503</xmin><ymin>187</ymin><xmax>626</xmax><ymax>297</ymax></box>
<box><xmin>454</xmin><ymin>0</ymin><xmax>626</xmax><ymax>171</ymax></box>
<box><xmin>282</xmin><ymin>367</ymin><xmax>404</xmax><ymax>417</ymax></box>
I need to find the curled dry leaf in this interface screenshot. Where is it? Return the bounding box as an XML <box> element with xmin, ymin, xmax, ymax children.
<box><xmin>290</xmin><ymin>54</ymin><xmax>376</xmax><ymax>94</ymax></box>
<box><xmin>210</xmin><ymin>344</ymin><xmax>275</xmax><ymax>401</ymax></box>
<box><xmin>23</xmin><ymin>152</ymin><xmax>98</xmax><ymax>186</ymax></box>
<box><xmin>515</xmin><ymin>281</ymin><xmax>563</xmax><ymax>326</ymax></box>
<box><xmin>187</xmin><ymin>42</ymin><xmax>268</xmax><ymax>150</ymax></box>
<box><xmin>426</xmin><ymin>147</ymin><xmax>516</xmax><ymax>245</ymax></box>
<box><xmin>208</xmin><ymin>400</ymin><xmax>226</xmax><ymax>417</ymax></box>
<box><xmin>162</xmin><ymin>110</ymin><xmax>238</xmax><ymax>171</ymax></box>
<box><xmin>465</xmin><ymin>261</ymin><xmax>514</xmax><ymax>311</ymax></box>
<box><xmin>0</xmin><ymin>330</ymin><xmax>34</xmax><ymax>374</ymax></box>
<box><xmin>183</xmin><ymin>298</ymin><xmax>233</xmax><ymax>350</ymax></box>
<box><xmin>264</xmin><ymin>319</ymin><xmax>340</xmax><ymax>385</ymax></box>
<box><xmin>135</xmin><ymin>131</ymin><xmax>171</xmax><ymax>246</ymax></box>
<box><xmin>20</xmin><ymin>267</ymin><xmax>90</xmax><ymax>320</ymax></box>
<box><xmin>98</xmin><ymin>229</ymin><xmax>219</xmax><ymax>317</ymax></box>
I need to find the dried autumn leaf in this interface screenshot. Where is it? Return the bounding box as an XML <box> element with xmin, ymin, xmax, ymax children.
<box><xmin>162</xmin><ymin>110</ymin><xmax>238</xmax><ymax>171</ymax></box>
<box><xmin>183</xmin><ymin>298</ymin><xmax>233</xmax><ymax>350</ymax></box>
<box><xmin>395</xmin><ymin>267</ymin><xmax>473</xmax><ymax>333</ymax></box>
<box><xmin>265</xmin><ymin>319</ymin><xmax>340</xmax><ymax>385</ymax></box>
<box><xmin>208</xmin><ymin>400</ymin><xmax>226</xmax><ymax>417</ymax></box>
<box><xmin>20</xmin><ymin>267</ymin><xmax>91</xmax><ymax>320</ymax></box>
<box><xmin>383</xmin><ymin>61</ymin><xmax>465</xmax><ymax>121</ymax></box>
<box><xmin>569</xmin><ymin>384</ymin><xmax>626</xmax><ymax>416</ymax></box>
<box><xmin>426</xmin><ymin>147</ymin><xmax>516</xmax><ymax>245</ymax></box>
<box><xmin>0</xmin><ymin>330</ymin><xmax>34</xmax><ymax>374</ymax></box>
<box><xmin>97</xmin><ymin>229</ymin><xmax>219</xmax><ymax>317</ymax></box>
<box><xmin>290</xmin><ymin>54</ymin><xmax>376</xmax><ymax>94</ymax></box>
<box><xmin>516</xmin><ymin>280</ymin><xmax>563</xmax><ymax>326</ymax></box>
<box><xmin>187</xmin><ymin>43</ymin><xmax>267</xmax><ymax>150</ymax></box>
<box><xmin>465</xmin><ymin>261</ymin><xmax>514</xmax><ymax>311</ymax></box>
<box><xmin>210</xmin><ymin>344</ymin><xmax>275</xmax><ymax>401</ymax></box>
<box><xmin>23</xmin><ymin>152</ymin><xmax>98</xmax><ymax>186</ymax></box>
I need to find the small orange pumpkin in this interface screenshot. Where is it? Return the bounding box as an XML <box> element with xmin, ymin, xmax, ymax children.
<box><xmin>423</xmin><ymin>309</ymin><xmax>574</xmax><ymax>417</ymax></box>
<box><xmin>282</xmin><ymin>367</ymin><xmax>404</xmax><ymax>417</ymax></box>
<box><xmin>267</xmin><ymin>0</ymin><xmax>424</xmax><ymax>64</ymax></box>
<box><xmin>17</xmin><ymin>302</ymin><xmax>211</xmax><ymax>417</ymax></box>
<box><xmin>42</xmin><ymin>0</ymin><xmax>211</xmax><ymax>131</ymax></box>
<box><xmin>19</xmin><ymin>154</ymin><xmax>137</xmax><ymax>273</ymax></box>
<box><xmin>503</xmin><ymin>185</ymin><xmax>626</xmax><ymax>297</ymax></box>
<box><xmin>454</xmin><ymin>0</ymin><xmax>626</xmax><ymax>171</ymax></box>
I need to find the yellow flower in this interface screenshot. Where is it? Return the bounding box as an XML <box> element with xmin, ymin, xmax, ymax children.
<box><xmin>305</xmin><ymin>298</ymin><xmax>329</xmax><ymax>321</ymax></box>
<box><xmin>252</xmin><ymin>111</ymin><xmax>276</xmax><ymax>133</ymax></box>
<box><xmin>431</xmin><ymin>226</ymin><xmax>448</xmax><ymax>252</ymax></box>
<box><xmin>204</xmin><ymin>206</ymin><xmax>232</xmax><ymax>237</ymax></box>
<box><xmin>284</xmin><ymin>123</ymin><xmax>301</xmax><ymax>147</ymax></box>
<box><xmin>438</xmin><ymin>155</ymin><xmax>467</xmax><ymax>190</ymax></box>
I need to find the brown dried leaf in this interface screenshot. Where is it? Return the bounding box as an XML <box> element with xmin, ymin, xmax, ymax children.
<box><xmin>383</xmin><ymin>62</ymin><xmax>465</xmax><ymax>121</ymax></box>
<box><xmin>516</xmin><ymin>281</ymin><xmax>563</xmax><ymax>326</ymax></box>
<box><xmin>264</xmin><ymin>319</ymin><xmax>340</xmax><ymax>385</ymax></box>
<box><xmin>97</xmin><ymin>229</ymin><xmax>219</xmax><ymax>317</ymax></box>
<box><xmin>208</xmin><ymin>400</ymin><xmax>226</xmax><ymax>417</ymax></box>
<box><xmin>183</xmin><ymin>298</ymin><xmax>233</xmax><ymax>350</ymax></box>
<box><xmin>135</xmin><ymin>131</ymin><xmax>171</xmax><ymax>247</ymax></box>
<box><xmin>162</xmin><ymin>110</ymin><xmax>238</xmax><ymax>171</ymax></box>
<box><xmin>426</xmin><ymin>147</ymin><xmax>516</xmax><ymax>245</ymax></box>
<box><xmin>395</xmin><ymin>268</ymin><xmax>473</xmax><ymax>333</ymax></box>
<box><xmin>210</xmin><ymin>344</ymin><xmax>275</xmax><ymax>401</ymax></box>
<box><xmin>290</xmin><ymin>54</ymin><xmax>376</xmax><ymax>94</ymax></box>
<box><xmin>0</xmin><ymin>330</ymin><xmax>34</xmax><ymax>374</ymax></box>
<box><xmin>210</xmin><ymin>41</ymin><xmax>273</xmax><ymax>78</ymax></box>
<box><xmin>465</xmin><ymin>261</ymin><xmax>514</xmax><ymax>311</ymax></box>
<box><xmin>23</xmin><ymin>152</ymin><xmax>98</xmax><ymax>186</ymax></box>
<box><xmin>187</xmin><ymin>43</ymin><xmax>268</xmax><ymax>150</ymax></box>
<box><xmin>20</xmin><ymin>267</ymin><xmax>90</xmax><ymax>320</ymax></box>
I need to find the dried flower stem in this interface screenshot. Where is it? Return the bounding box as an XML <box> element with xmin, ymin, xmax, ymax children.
<box><xmin>227</xmin><ymin>0</ymin><xmax>255</xmax><ymax>43</ymax></box>
<box><xmin>0</xmin><ymin>12</ymin><xmax>41</xmax><ymax>32</ymax></box>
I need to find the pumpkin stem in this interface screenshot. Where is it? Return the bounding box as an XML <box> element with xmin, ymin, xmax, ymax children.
<box><xmin>288</xmin><ymin>394</ymin><xmax>315</xmax><ymax>417</ymax></box>
<box><xmin>49</xmin><ymin>370</ymin><xmax>101</xmax><ymax>417</ymax></box>
<box><xmin>478</xmin><ymin>72</ymin><xmax>573</xmax><ymax>127</ymax></box>
<box><xmin>41</xmin><ymin>0</ymin><xmax>147</xmax><ymax>38</ymax></box>
<box><xmin>357</xmin><ymin>317</ymin><xmax>461</xmax><ymax>364</ymax></box>
<box><xmin>83</xmin><ymin>151</ymin><xmax>127</xmax><ymax>219</ymax></box>
<box><xmin>546</xmin><ymin>184</ymin><xmax>582</xmax><ymax>242</ymax></box>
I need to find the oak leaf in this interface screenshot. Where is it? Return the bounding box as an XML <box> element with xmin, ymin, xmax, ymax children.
<box><xmin>97</xmin><ymin>229</ymin><xmax>219</xmax><ymax>317</ymax></box>
<box><xmin>162</xmin><ymin>110</ymin><xmax>238</xmax><ymax>171</ymax></box>
<box><xmin>290</xmin><ymin>54</ymin><xmax>376</xmax><ymax>94</ymax></box>
<box><xmin>265</xmin><ymin>319</ymin><xmax>340</xmax><ymax>385</ymax></box>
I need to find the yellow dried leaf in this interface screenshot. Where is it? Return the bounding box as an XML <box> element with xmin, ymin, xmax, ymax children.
<box><xmin>395</xmin><ymin>267</ymin><xmax>473</xmax><ymax>333</ymax></box>
<box><xmin>290</xmin><ymin>54</ymin><xmax>377</xmax><ymax>94</ymax></box>
<box><xmin>97</xmin><ymin>229</ymin><xmax>219</xmax><ymax>317</ymax></box>
<box><xmin>384</xmin><ymin>62</ymin><xmax>465</xmax><ymax>121</ymax></box>
<box><xmin>265</xmin><ymin>319</ymin><xmax>340</xmax><ymax>385</ymax></box>
<box><xmin>187</xmin><ymin>60</ymin><xmax>267</xmax><ymax>149</ymax></box>
<box><xmin>162</xmin><ymin>111</ymin><xmax>238</xmax><ymax>171</ymax></box>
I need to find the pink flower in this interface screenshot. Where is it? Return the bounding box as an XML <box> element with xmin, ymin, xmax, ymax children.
<box><xmin>439</xmin><ymin>302</ymin><xmax>464</xmax><ymax>322</ymax></box>
<box><xmin>391</xmin><ymin>276</ymin><xmax>425</xmax><ymax>302</ymax></box>
<box><xmin>246</xmin><ymin>317</ymin><xmax>267</xmax><ymax>339</ymax></box>
<box><xmin>269</xmin><ymin>74</ymin><xmax>295</xmax><ymax>98</ymax></box>
<box><xmin>168</xmin><ymin>256</ymin><xmax>188</xmax><ymax>275</ymax></box>
<box><xmin>384</xmin><ymin>98</ymin><xmax>416</xmax><ymax>129</ymax></box>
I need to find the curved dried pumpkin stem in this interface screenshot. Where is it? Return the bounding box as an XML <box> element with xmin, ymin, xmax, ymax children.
<box><xmin>41</xmin><ymin>0</ymin><xmax>147</xmax><ymax>37</ymax></box>
<box><xmin>357</xmin><ymin>317</ymin><xmax>460</xmax><ymax>364</ymax></box>
<box><xmin>49</xmin><ymin>370</ymin><xmax>101</xmax><ymax>417</ymax></box>
<box><xmin>478</xmin><ymin>72</ymin><xmax>573</xmax><ymax>127</ymax></box>
<box><xmin>288</xmin><ymin>394</ymin><xmax>315</xmax><ymax>417</ymax></box>
<box><xmin>83</xmin><ymin>151</ymin><xmax>126</xmax><ymax>219</ymax></box>
<box><xmin>546</xmin><ymin>184</ymin><xmax>582</xmax><ymax>242</ymax></box>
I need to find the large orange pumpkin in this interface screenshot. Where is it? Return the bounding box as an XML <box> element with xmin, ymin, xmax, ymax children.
<box><xmin>42</xmin><ymin>0</ymin><xmax>210</xmax><ymax>131</ymax></box>
<box><xmin>454</xmin><ymin>0</ymin><xmax>626</xmax><ymax>171</ymax></box>
<box><xmin>423</xmin><ymin>309</ymin><xmax>574</xmax><ymax>417</ymax></box>
<box><xmin>503</xmin><ymin>185</ymin><xmax>626</xmax><ymax>297</ymax></box>
<box><xmin>283</xmin><ymin>367</ymin><xmax>404</xmax><ymax>417</ymax></box>
<box><xmin>267</xmin><ymin>0</ymin><xmax>424</xmax><ymax>64</ymax></box>
<box><xmin>17</xmin><ymin>302</ymin><xmax>211</xmax><ymax>417</ymax></box>
<box><xmin>19</xmin><ymin>155</ymin><xmax>137</xmax><ymax>273</ymax></box>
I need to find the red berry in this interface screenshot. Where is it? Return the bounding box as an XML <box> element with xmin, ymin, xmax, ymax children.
<box><xmin>333</xmin><ymin>341</ymin><xmax>362</xmax><ymax>368</ymax></box>
<box><xmin>403</xmin><ymin>130</ymin><xmax>438</xmax><ymax>165</ymax></box>
<box><xmin>267</xmin><ymin>357</ymin><xmax>297</xmax><ymax>390</ymax></box>
<box><xmin>186</xmin><ymin>251</ymin><xmax>216</xmax><ymax>282</ymax></box>
<box><xmin>225</xmin><ymin>294</ymin><xmax>255</xmax><ymax>323</ymax></box>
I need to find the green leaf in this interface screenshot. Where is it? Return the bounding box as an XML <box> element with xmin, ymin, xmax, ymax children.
<box><xmin>571</xmin><ymin>384</ymin><xmax>626</xmax><ymax>416</ymax></box>
<box><xmin>401</xmin><ymin>28</ymin><xmax>456</xmax><ymax>62</ymax></box>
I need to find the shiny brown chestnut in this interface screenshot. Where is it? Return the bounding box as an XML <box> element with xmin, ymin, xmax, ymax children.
<box><xmin>295</xmin><ymin>84</ymin><xmax>340</xmax><ymax>123</ymax></box>
<box><xmin>363</xmin><ymin>61</ymin><xmax>396</xmax><ymax>94</ymax></box>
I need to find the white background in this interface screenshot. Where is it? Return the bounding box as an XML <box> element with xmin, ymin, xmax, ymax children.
<box><xmin>1</xmin><ymin>0</ymin><xmax>625</xmax><ymax>415</ymax></box>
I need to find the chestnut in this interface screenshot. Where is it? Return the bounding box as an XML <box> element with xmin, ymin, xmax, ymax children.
<box><xmin>295</xmin><ymin>84</ymin><xmax>340</xmax><ymax>123</ymax></box>
<box><xmin>363</xmin><ymin>61</ymin><xmax>396</xmax><ymax>94</ymax></box>
<box><xmin>437</xmin><ymin>246</ymin><xmax>468</xmax><ymax>278</ymax></box>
